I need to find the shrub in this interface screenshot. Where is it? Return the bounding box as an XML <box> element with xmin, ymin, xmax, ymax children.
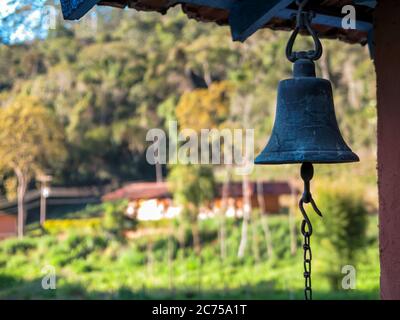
<box><xmin>43</xmin><ymin>218</ymin><xmax>101</xmax><ymax>234</ymax></box>
<box><xmin>314</xmin><ymin>183</ymin><xmax>368</xmax><ymax>289</ymax></box>
<box><xmin>65</xmin><ymin>233</ymin><xmax>107</xmax><ymax>253</ymax></box>
<box><xmin>102</xmin><ymin>201</ymin><xmax>127</xmax><ymax>236</ymax></box>
<box><xmin>63</xmin><ymin>203</ymin><xmax>106</xmax><ymax>219</ymax></box>
<box><xmin>0</xmin><ymin>238</ymin><xmax>37</xmax><ymax>255</ymax></box>
<box><xmin>69</xmin><ymin>259</ymin><xmax>96</xmax><ymax>273</ymax></box>
<box><xmin>118</xmin><ymin>247</ymin><xmax>146</xmax><ymax>266</ymax></box>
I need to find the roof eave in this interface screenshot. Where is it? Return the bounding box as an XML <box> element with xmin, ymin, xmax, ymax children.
<box><xmin>60</xmin><ymin>0</ymin><xmax>376</xmax><ymax>45</ymax></box>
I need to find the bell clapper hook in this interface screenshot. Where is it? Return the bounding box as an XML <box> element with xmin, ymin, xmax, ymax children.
<box><xmin>300</xmin><ymin>162</ymin><xmax>323</xmax><ymax>218</ymax></box>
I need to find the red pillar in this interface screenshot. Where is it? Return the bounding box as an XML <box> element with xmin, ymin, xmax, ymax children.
<box><xmin>375</xmin><ymin>0</ymin><xmax>400</xmax><ymax>300</ymax></box>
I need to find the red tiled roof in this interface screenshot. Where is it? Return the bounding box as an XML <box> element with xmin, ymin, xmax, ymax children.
<box><xmin>102</xmin><ymin>182</ymin><xmax>170</xmax><ymax>201</ymax></box>
<box><xmin>102</xmin><ymin>180</ymin><xmax>293</xmax><ymax>202</ymax></box>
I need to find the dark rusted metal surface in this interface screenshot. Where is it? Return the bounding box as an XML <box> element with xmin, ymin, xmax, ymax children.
<box><xmin>254</xmin><ymin>58</ymin><xmax>359</xmax><ymax>164</ymax></box>
<box><xmin>255</xmin><ymin>1</ymin><xmax>359</xmax><ymax>164</ymax></box>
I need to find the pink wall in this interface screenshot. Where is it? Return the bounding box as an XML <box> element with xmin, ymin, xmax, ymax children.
<box><xmin>375</xmin><ymin>0</ymin><xmax>400</xmax><ymax>300</ymax></box>
<box><xmin>0</xmin><ymin>214</ymin><xmax>17</xmax><ymax>240</ymax></box>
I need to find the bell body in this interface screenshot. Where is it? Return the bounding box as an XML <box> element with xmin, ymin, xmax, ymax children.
<box><xmin>255</xmin><ymin>59</ymin><xmax>359</xmax><ymax>165</ymax></box>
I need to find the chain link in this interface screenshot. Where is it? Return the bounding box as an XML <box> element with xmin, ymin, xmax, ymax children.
<box><xmin>302</xmin><ymin>228</ymin><xmax>312</xmax><ymax>300</ymax></box>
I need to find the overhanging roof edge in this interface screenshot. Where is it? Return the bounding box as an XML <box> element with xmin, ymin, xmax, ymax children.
<box><xmin>229</xmin><ymin>0</ymin><xmax>293</xmax><ymax>42</ymax></box>
<box><xmin>60</xmin><ymin>0</ymin><xmax>376</xmax><ymax>44</ymax></box>
<box><xmin>178</xmin><ymin>0</ymin><xmax>234</xmax><ymax>10</ymax></box>
<box><xmin>61</xmin><ymin>0</ymin><xmax>235</xmax><ymax>20</ymax></box>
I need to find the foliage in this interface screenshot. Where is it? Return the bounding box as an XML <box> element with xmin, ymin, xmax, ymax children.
<box><xmin>42</xmin><ymin>201</ymin><xmax>137</xmax><ymax>236</ymax></box>
<box><xmin>168</xmin><ymin>164</ymin><xmax>216</xmax><ymax>253</ymax></box>
<box><xmin>168</xmin><ymin>165</ymin><xmax>215</xmax><ymax>210</ymax></box>
<box><xmin>57</xmin><ymin>202</ymin><xmax>108</xmax><ymax>219</ymax></box>
<box><xmin>0</xmin><ymin>237</ymin><xmax>37</xmax><ymax>255</ymax></box>
<box><xmin>168</xmin><ymin>165</ymin><xmax>215</xmax><ymax>222</ymax></box>
<box><xmin>102</xmin><ymin>200</ymin><xmax>132</xmax><ymax>236</ymax></box>
<box><xmin>0</xmin><ymin>94</ymin><xmax>66</xmax><ymax>236</ymax></box>
<box><xmin>43</xmin><ymin>218</ymin><xmax>102</xmax><ymax>234</ymax></box>
<box><xmin>0</xmin><ymin>6</ymin><xmax>376</xmax><ymax>187</ymax></box>
<box><xmin>0</xmin><ymin>2</ymin><xmax>380</xmax><ymax>300</ymax></box>
<box><xmin>313</xmin><ymin>183</ymin><xmax>369</xmax><ymax>289</ymax></box>
<box><xmin>0</xmin><ymin>95</ymin><xmax>66</xmax><ymax>178</ymax></box>
<box><xmin>3</xmin><ymin>176</ymin><xmax>17</xmax><ymax>201</ymax></box>
<box><xmin>176</xmin><ymin>81</ymin><xmax>233</xmax><ymax>131</ymax></box>
<box><xmin>0</xmin><ymin>215</ymin><xmax>379</xmax><ymax>300</ymax></box>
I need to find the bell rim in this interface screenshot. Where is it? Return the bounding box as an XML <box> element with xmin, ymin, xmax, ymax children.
<box><xmin>280</xmin><ymin>77</ymin><xmax>331</xmax><ymax>85</ymax></box>
<box><xmin>255</xmin><ymin>150</ymin><xmax>360</xmax><ymax>165</ymax></box>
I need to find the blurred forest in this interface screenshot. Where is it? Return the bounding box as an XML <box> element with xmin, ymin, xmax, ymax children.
<box><xmin>0</xmin><ymin>3</ymin><xmax>377</xmax><ymax>191</ymax></box>
<box><xmin>0</xmin><ymin>1</ymin><xmax>380</xmax><ymax>300</ymax></box>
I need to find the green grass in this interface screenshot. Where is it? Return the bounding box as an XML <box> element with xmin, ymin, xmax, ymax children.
<box><xmin>0</xmin><ymin>214</ymin><xmax>379</xmax><ymax>300</ymax></box>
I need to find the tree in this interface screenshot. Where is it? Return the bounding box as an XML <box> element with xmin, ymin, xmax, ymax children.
<box><xmin>314</xmin><ymin>183</ymin><xmax>368</xmax><ymax>290</ymax></box>
<box><xmin>175</xmin><ymin>81</ymin><xmax>233</xmax><ymax>260</ymax></box>
<box><xmin>0</xmin><ymin>95</ymin><xmax>65</xmax><ymax>237</ymax></box>
<box><xmin>168</xmin><ymin>164</ymin><xmax>215</xmax><ymax>254</ymax></box>
<box><xmin>175</xmin><ymin>81</ymin><xmax>232</xmax><ymax>131</ymax></box>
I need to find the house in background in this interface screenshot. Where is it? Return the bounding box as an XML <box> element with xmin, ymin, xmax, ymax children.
<box><xmin>103</xmin><ymin>182</ymin><xmax>173</xmax><ymax>221</ymax></box>
<box><xmin>0</xmin><ymin>212</ymin><xmax>17</xmax><ymax>240</ymax></box>
<box><xmin>102</xmin><ymin>181</ymin><xmax>293</xmax><ymax>221</ymax></box>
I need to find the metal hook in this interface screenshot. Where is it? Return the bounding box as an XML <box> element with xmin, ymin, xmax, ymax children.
<box><xmin>299</xmin><ymin>198</ymin><xmax>313</xmax><ymax>236</ymax></box>
<box><xmin>299</xmin><ymin>162</ymin><xmax>323</xmax><ymax>236</ymax></box>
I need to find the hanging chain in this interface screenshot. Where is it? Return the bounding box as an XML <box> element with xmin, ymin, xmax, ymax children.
<box><xmin>299</xmin><ymin>162</ymin><xmax>323</xmax><ymax>300</ymax></box>
<box><xmin>302</xmin><ymin>222</ymin><xmax>312</xmax><ymax>300</ymax></box>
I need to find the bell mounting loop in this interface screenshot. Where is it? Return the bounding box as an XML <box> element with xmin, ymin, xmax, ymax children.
<box><xmin>285</xmin><ymin>0</ymin><xmax>323</xmax><ymax>63</ymax></box>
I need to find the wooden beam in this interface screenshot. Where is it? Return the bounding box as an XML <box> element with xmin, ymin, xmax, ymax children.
<box><xmin>61</xmin><ymin>0</ymin><xmax>101</xmax><ymax>20</ymax></box>
<box><xmin>275</xmin><ymin>8</ymin><xmax>372</xmax><ymax>32</ymax></box>
<box><xmin>229</xmin><ymin>0</ymin><xmax>293</xmax><ymax>42</ymax></box>
<box><xmin>61</xmin><ymin>0</ymin><xmax>375</xmax><ymax>43</ymax></box>
<box><xmin>354</xmin><ymin>0</ymin><xmax>377</xmax><ymax>8</ymax></box>
<box><xmin>62</xmin><ymin>0</ymin><xmax>235</xmax><ymax>20</ymax></box>
<box><xmin>228</xmin><ymin>0</ymin><xmax>374</xmax><ymax>42</ymax></box>
<box><xmin>179</xmin><ymin>0</ymin><xmax>234</xmax><ymax>10</ymax></box>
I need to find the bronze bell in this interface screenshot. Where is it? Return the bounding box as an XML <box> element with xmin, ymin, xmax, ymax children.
<box><xmin>253</xmin><ymin>0</ymin><xmax>359</xmax><ymax>301</ymax></box>
<box><xmin>255</xmin><ymin>58</ymin><xmax>359</xmax><ymax>165</ymax></box>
